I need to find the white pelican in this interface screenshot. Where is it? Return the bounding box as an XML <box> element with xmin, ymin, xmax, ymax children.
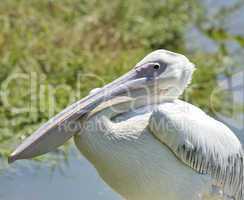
<box><xmin>9</xmin><ymin>50</ymin><xmax>243</xmax><ymax>200</ymax></box>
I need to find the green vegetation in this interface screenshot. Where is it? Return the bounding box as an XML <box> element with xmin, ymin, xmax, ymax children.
<box><xmin>0</xmin><ymin>0</ymin><xmax>243</xmax><ymax>159</ymax></box>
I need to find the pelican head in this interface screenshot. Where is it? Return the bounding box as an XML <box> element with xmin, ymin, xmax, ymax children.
<box><xmin>134</xmin><ymin>50</ymin><xmax>195</xmax><ymax>100</ymax></box>
<box><xmin>8</xmin><ymin>49</ymin><xmax>195</xmax><ymax>163</ymax></box>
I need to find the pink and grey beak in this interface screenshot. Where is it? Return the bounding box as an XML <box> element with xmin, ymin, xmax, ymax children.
<box><xmin>8</xmin><ymin>63</ymin><xmax>158</xmax><ymax>163</ymax></box>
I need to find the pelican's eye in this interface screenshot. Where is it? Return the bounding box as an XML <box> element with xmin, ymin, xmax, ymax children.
<box><xmin>153</xmin><ymin>63</ymin><xmax>160</xmax><ymax>70</ymax></box>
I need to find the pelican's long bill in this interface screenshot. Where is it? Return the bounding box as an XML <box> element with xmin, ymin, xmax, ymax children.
<box><xmin>8</xmin><ymin>61</ymin><xmax>164</xmax><ymax>163</ymax></box>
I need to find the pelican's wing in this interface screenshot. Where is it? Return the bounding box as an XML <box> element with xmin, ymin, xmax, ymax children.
<box><xmin>149</xmin><ymin>101</ymin><xmax>244</xmax><ymax>199</ymax></box>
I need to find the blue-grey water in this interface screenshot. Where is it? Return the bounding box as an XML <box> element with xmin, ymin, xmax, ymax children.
<box><xmin>0</xmin><ymin>1</ymin><xmax>243</xmax><ymax>200</ymax></box>
<box><xmin>0</xmin><ymin>149</ymin><xmax>121</xmax><ymax>200</ymax></box>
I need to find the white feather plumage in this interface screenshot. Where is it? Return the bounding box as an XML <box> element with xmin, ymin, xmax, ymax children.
<box><xmin>75</xmin><ymin>100</ymin><xmax>243</xmax><ymax>200</ymax></box>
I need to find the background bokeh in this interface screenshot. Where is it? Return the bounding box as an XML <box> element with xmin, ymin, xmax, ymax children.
<box><xmin>0</xmin><ymin>0</ymin><xmax>243</xmax><ymax>200</ymax></box>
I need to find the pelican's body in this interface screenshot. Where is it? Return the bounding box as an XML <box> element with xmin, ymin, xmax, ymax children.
<box><xmin>75</xmin><ymin>100</ymin><xmax>215</xmax><ymax>200</ymax></box>
<box><xmin>9</xmin><ymin>50</ymin><xmax>244</xmax><ymax>200</ymax></box>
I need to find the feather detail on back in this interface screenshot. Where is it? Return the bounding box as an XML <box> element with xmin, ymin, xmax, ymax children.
<box><xmin>149</xmin><ymin>100</ymin><xmax>244</xmax><ymax>200</ymax></box>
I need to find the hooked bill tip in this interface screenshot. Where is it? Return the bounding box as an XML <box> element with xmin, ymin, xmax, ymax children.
<box><xmin>8</xmin><ymin>153</ymin><xmax>18</xmax><ymax>164</ymax></box>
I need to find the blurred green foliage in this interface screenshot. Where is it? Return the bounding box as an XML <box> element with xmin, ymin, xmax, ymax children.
<box><xmin>0</xmin><ymin>0</ymin><xmax>243</xmax><ymax>158</ymax></box>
